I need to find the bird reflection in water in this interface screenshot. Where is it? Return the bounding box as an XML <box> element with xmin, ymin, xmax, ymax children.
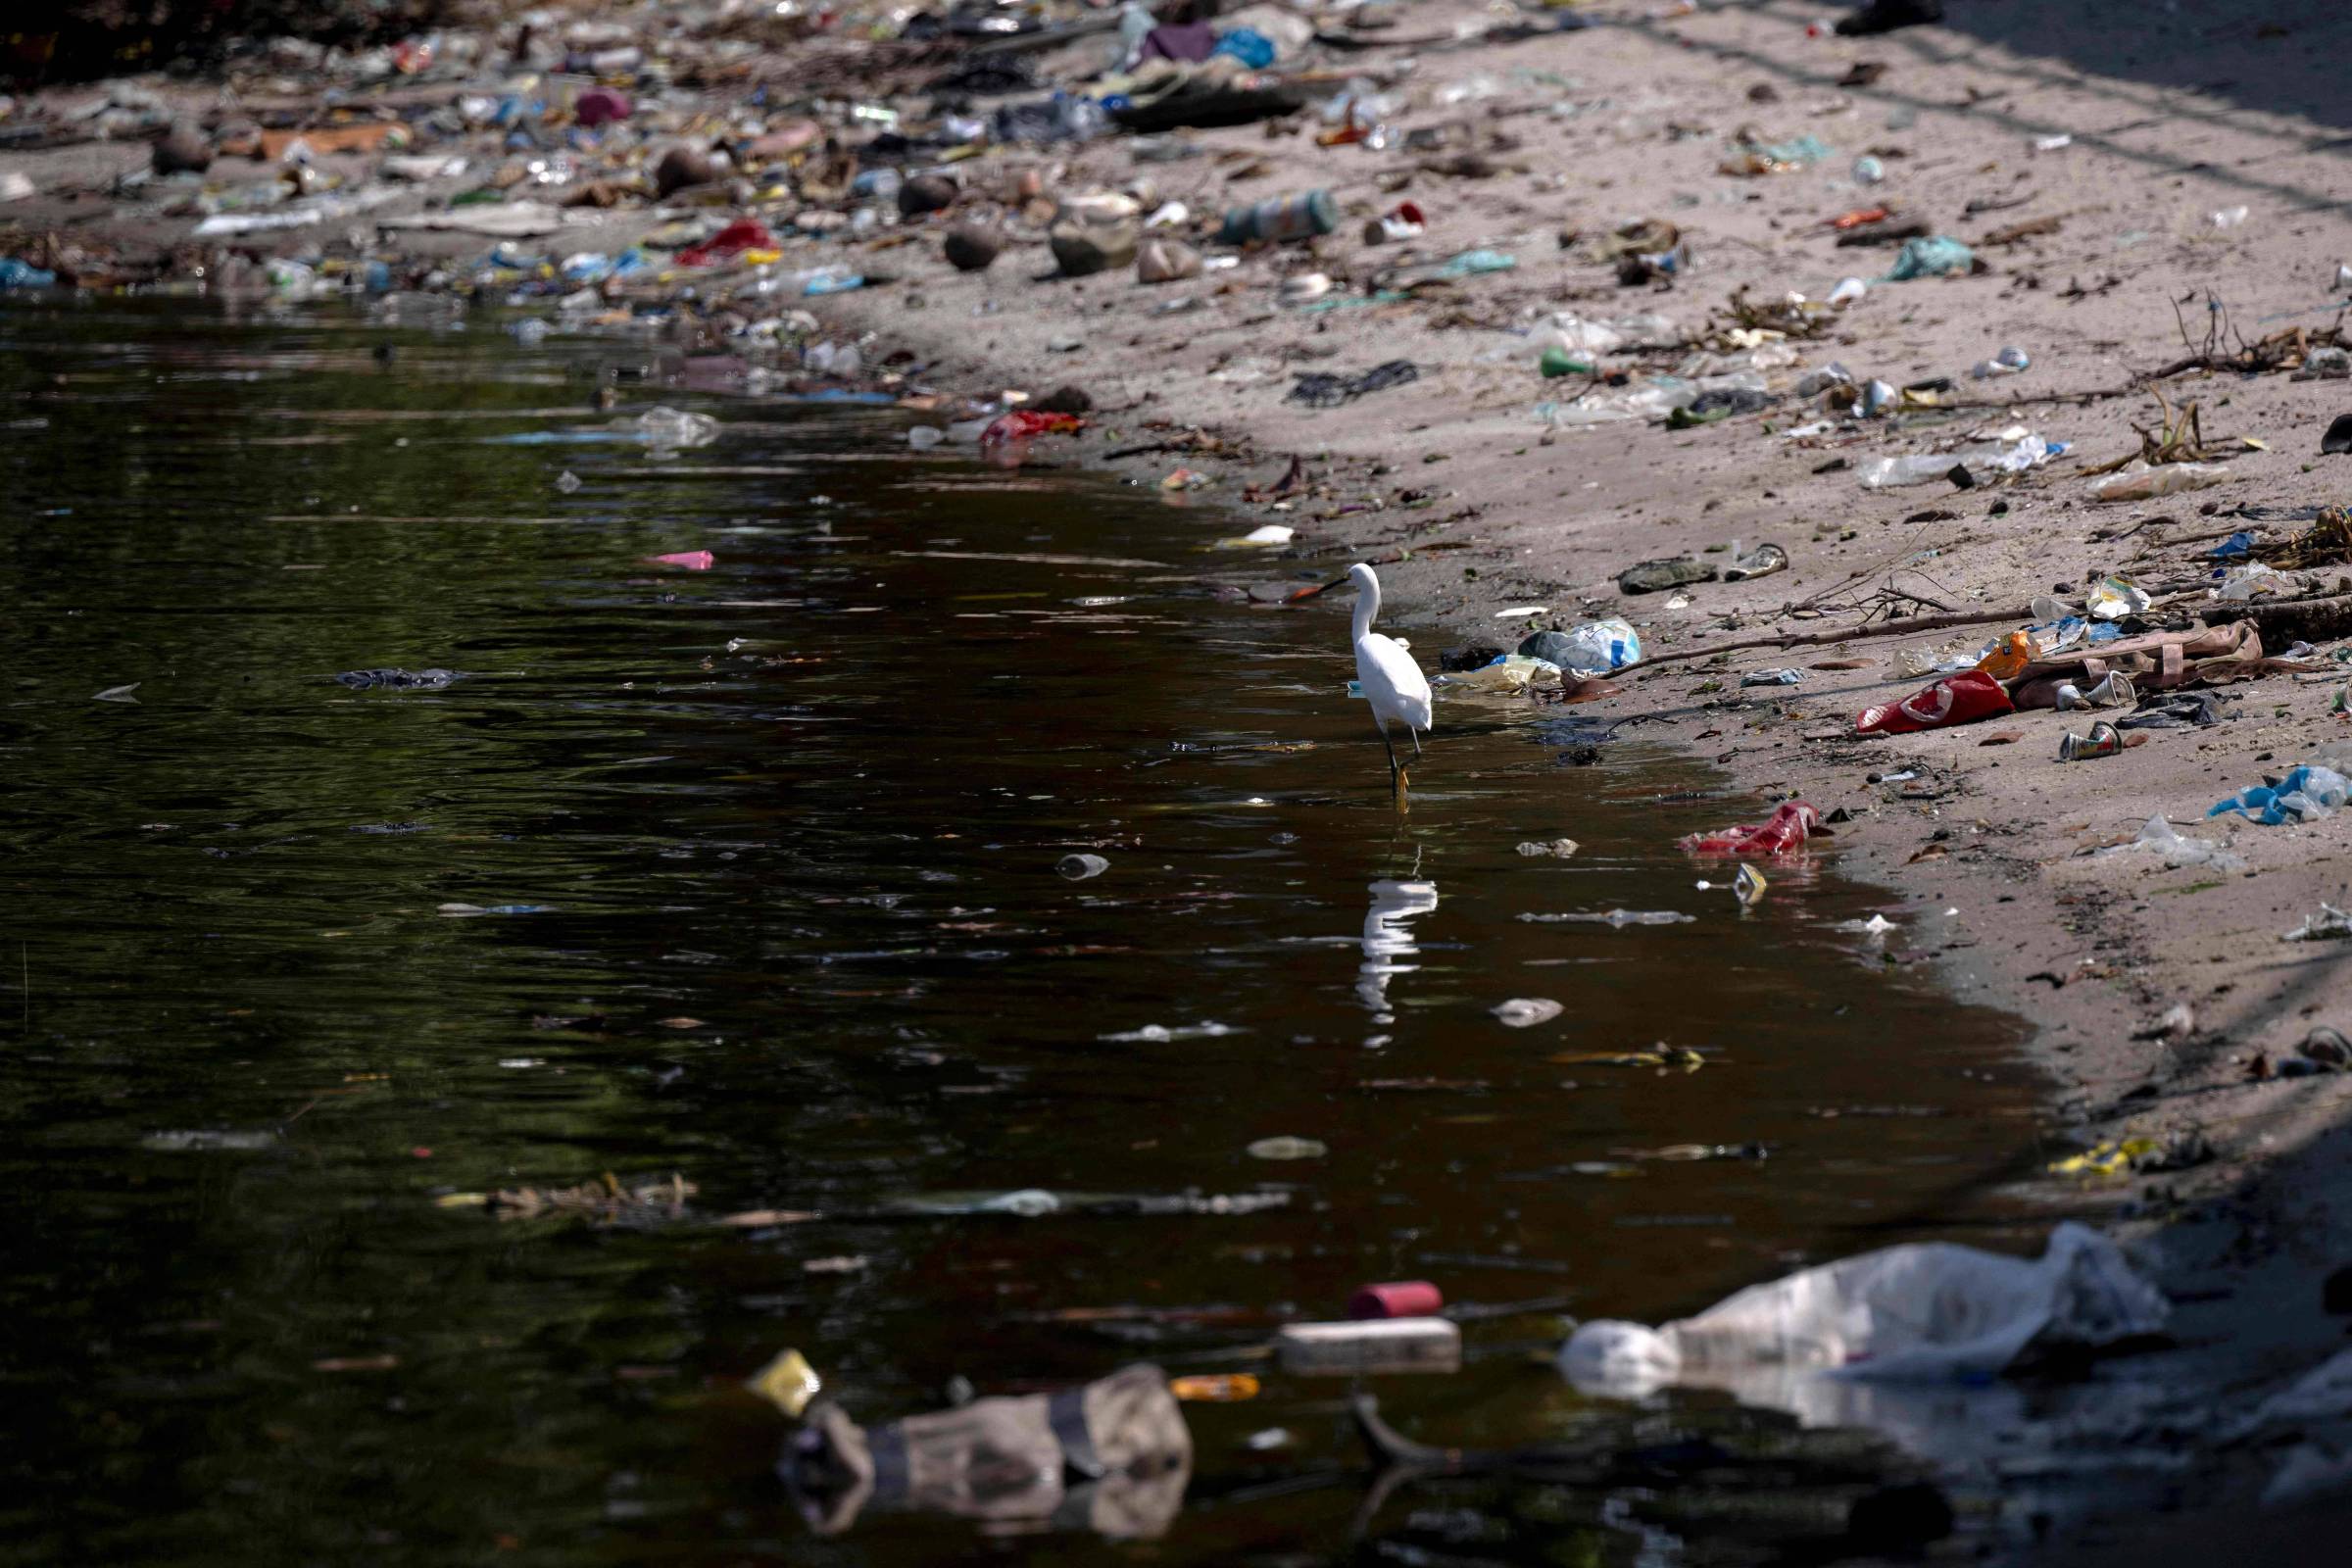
<box><xmin>1357</xmin><ymin>876</ymin><xmax>1438</xmax><ymax>1046</ymax></box>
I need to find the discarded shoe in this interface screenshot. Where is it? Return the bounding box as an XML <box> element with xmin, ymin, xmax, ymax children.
<box><xmin>1722</xmin><ymin>542</ymin><xmax>1789</xmax><ymax>582</ymax></box>
<box><xmin>1287</xmin><ymin>360</ymin><xmax>1418</xmax><ymax>409</ymax></box>
<box><xmin>1854</xmin><ymin>670</ymin><xmax>2012</xmax><ymax>735</ymax></box>
<box><xmin>1618</xmin><ymin>556</ymin><xmax>1717</xmax><ymax>595</ymax></box>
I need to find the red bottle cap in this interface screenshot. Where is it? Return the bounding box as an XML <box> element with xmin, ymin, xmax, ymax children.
<box><xmin>1347</xmin><ymin>1281</ymin><xmax>1444</xmax><ymax>1320</ymax></box>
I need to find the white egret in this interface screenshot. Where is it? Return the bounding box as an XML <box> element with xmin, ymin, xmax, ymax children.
<box><xmin>1348</xmin><ymin>563</ymin><xmax>1433</xmax><ymax>796</ymax></box>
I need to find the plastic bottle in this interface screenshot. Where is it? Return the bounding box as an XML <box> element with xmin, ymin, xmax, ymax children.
<box><xmin>1218</xmin><ymin>189</ymin><xmax>1338</xmax><ymax>245</ymax></box>
<box><xmin>1859</xmin><ymin>434</ymin><xmax>2048</xmax><ymax>488</ymax></box>
<box><xmin>2086</xmin><ymin>462</ymin><xmax>2231</xmax><ymax>502</ymax></box>
<box><xmin>1540</xmin><ymin>345</ymin><xmax>1592</xmax><ymax>378</ymax></box>
<box><xmin>1115</xmin><ymin>0</ymin><xmax>1153</xmax><ymax>67</ymax></box>
<box><xmin>1278</xmin><ymin>1317</ymin><xmax>1461</xmax><ymax>1375</ymax></box>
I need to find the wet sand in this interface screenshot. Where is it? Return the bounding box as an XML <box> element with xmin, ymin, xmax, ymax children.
<box><xmin>808</xmin><ymin>7</ymin><xmax>2352</xmax><ymax>1545</ymax></box>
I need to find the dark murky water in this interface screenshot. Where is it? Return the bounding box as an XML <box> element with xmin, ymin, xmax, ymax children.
<box><xmin>0</xmin><ymin>302</ymin><xmax>2034</xmax><ymax>1565</ymax></box>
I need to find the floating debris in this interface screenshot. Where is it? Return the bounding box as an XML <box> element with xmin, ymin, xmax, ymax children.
<box><xmin>435</xmin><ymin>1172</ymin><xmax>697</xmax><ymax>1223</ymax></box>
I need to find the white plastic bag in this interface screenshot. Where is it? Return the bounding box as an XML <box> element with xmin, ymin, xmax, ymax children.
<box><xmin>2104</xmin><ymin>815</ymin><xmax>2246</xmax><ymax>872</ymax></box>
<box><xmin>1432</xmin><ymin>654</ymin><xmax>1560</xmax><ymax>696</ymax></box>
<box><xmin>1550</xmin><ymin>618</ymin><xmax>1641</xmax><ymax>674</ymax></box>
<box><xmin>1560</xmin><ymin>1222</ymin><xmax>2166</xmax><ymax>1400</ymax></box>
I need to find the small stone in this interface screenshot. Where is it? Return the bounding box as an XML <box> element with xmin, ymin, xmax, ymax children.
<box><xmin>2300</xmin><ymin>1025</ymin><xmax>2351</xmax><ymax>1067</ymax></box>
<box><xmin>1846</xmin><ymin>1483</ymin><xmax>1954</xmax><ymax>1553</ymax></box>
<box><xmin>1050</xmin><ymin>219</ymin><xmax>1137</xmax><ymax>278</ymax></box>
<box><xmin>1136</xmin><ymin>237</ymin><xmax>1202</xmax><ymax>284</ymax></box>
<box><xmin>152</xmin><ymin>122</ymin><xmax>213</xmax><ymax>174</ymax></box>
<box><xmin>1034</xmin><ymin>385</ymin><xmax>1093</xmax><ymax>416</ymax></box>
<box><xmin>943</xmin><ymin>225</ymin><xmax>1002</xmax><ymax>272</ymax></box>
<box><xmin>2323</xmin><ymin>1263</ymin><xmax>2352</xmax><ymax>1315</ymax></box>
<box><xmin>1440</xmin><ymin>642</ymin><xmax>1503</xmax><ymax>671</ymax></box>
<box><xmin>653</xmin><ymin>144</ymin><xmax>720</xmax><ymax>197</ymax></box>
<box><xmin>898</xmin><ymin>172</ymin><xmax>957</xmax><ymax>217</ymax></box>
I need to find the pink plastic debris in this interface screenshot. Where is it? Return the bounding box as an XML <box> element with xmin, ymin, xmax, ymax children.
<box><xmin>1679</xmin><ymin>800</ymin><xmax>1824</xmax><ymax>858</ymax></box>
<box><xmin>573</xmin><ymin>87</ymin><xmax>633</xmax><ymax>128</ymax></box>
<box><xmin>646</xmin><ymin>550</ymin><xmax>714</xmax><ymax>570</ymax></box>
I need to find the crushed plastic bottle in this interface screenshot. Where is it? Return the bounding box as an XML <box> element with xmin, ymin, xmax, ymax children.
<box><xmin>1533</xmin><ymin>313</ymin><xmax>1626</xmax><ymax>357</ymax></box>
<box><xmin>1969</xmin><ymin>345</ymin><xmax>2031</xmax><ymax>378</ymax></box>
<box><xmin>1858</xmin><ymin>432</ymin><xmax>2049</xmax><ymax>488</ymax></box>
<box><xmin>1539</xmin><ymin>369</ymin><xmax>1766</xmax><ymax>428</ymax></box>
<box><xmin>1795</xmin><ymin>362</ymin><xmax>1856</xmax><ymax>397</ymax></box>
<box><xmin>2087</xmin><ymin>461</ymin><xmax>2232</xmax><ymax>502</ymax></box>
<box><xmin>806</xmin><ymin>339</ymin><xmax>863</xmax><ymax>377</ymax></box>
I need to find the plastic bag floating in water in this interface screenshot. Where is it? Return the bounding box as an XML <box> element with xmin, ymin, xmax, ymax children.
<box><xmin>335</xmin><ymin>667</ymin><xmax>459</xmax><ymax>690</ymax></box>
<box><xmin>626</xmin><ymin>405</ymin><xmax>721</xmax><ymax>450</ymax></box>
<box><xmin>1561</xmin><ymin>1221</ymin><xmax>2166</xmax><ymax>1400</ymax></box>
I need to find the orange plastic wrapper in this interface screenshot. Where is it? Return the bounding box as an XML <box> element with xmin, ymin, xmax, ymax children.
<box><xmin>1169</xmin><ymin>1373</ymin><xmax>1260</xmax><ymax>1402</ymax></box>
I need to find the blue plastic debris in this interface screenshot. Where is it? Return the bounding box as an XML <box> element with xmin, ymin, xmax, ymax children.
<box><xmin>2209</xmin><ymin>764</ymin><xmax>2350</xmax><ymax>826</ymax></box>
<box><xmin>1881</xmin><ymin>236</ymin><xmax>1977</xmax><ymax>281</ymax></box>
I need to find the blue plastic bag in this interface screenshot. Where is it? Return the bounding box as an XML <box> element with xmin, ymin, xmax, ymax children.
<box><xmin>1211</xmin><ymin>27</ymin><xmax>1277</xmax><ymax>68</ymax></box>
<box><xmin>2209</xmin><ymin>764</ymin><xmax>2350</xmax><ymax>826</ymax></box>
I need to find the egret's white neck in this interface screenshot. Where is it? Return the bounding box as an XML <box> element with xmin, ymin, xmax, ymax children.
<box><xmin>1350</xmin><ymin>571</ymin><xmax>1379</xmax><ymax>643</ymax></box>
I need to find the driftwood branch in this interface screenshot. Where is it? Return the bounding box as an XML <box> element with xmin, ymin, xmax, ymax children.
<box><xmin>1629</xmin><ymin>591</ymin><xmax>2352</xmax><ymax>676</ymax></box>
<box><xmin>1631</xmin><ymin>603</ymin><xmax>2037</xmax><ymax>673</ymax></box>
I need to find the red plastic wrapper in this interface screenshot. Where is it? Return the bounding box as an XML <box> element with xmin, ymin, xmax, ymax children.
<box><xmin>1854</xmin><ymin>669</ymin><xmax>2013</xmax><ymax>736</ymax></box>
<box><xmin>978</xmin><ymin>411</ymin><xmax>1084</xmax><ymax>446</ymax></box>
<box><xmin>1680</xmin><ymin>800</ymin><xmax>1823</xmax><ymax>858</ymax></box>
<box><xmin>676</xmin><ymin>218</ymin><xmax>777</xmax><ymax>269</ymax></box>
